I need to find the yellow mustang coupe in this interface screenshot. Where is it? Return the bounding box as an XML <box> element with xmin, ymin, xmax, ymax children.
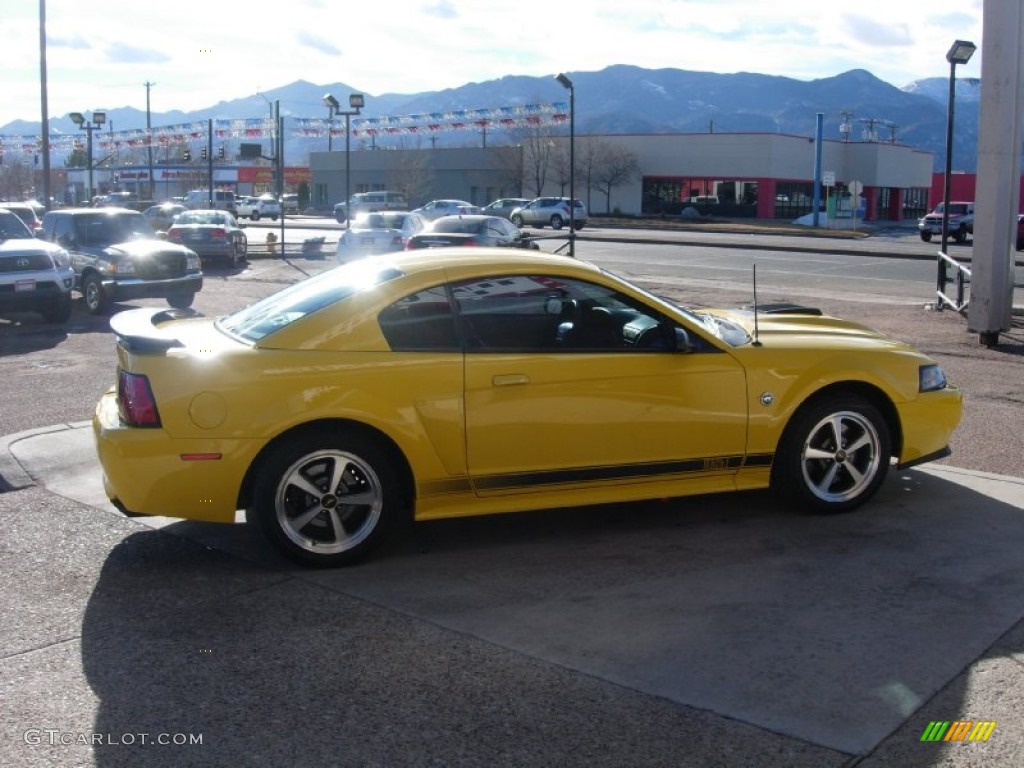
<box><xmin>94</xmin><ymin>250</ymin><xmax>962</xmax><ymax>567</ymax></box>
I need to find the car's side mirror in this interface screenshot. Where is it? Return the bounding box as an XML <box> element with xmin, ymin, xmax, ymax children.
<box><xmin>674</xmin><ymin>326</ymin><xmax>695</xmax><ymax>353</ymax></box>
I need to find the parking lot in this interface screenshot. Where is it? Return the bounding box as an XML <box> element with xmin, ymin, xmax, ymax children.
<box><xmin>2</xmin><ymin>227</ymin><xmax>1024</xmax><ymax>766</ymax></box>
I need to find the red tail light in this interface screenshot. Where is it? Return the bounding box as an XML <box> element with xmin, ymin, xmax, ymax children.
<box><xmin>168</xmin><ymin>229</ymin><xmax>183</xmax><ymax>242</ymax></box>
<box><xmin>464</xmin><ymin>238</ymin><xmax>479</xmax><ymax>246</ymax></box>
<box><xmin>118</xmin><ymin>370</ymin><xmax>161</xmax><ymax>427</ymax></box>
<box><xmin>211</xmin><ymin>228</ymin><xmax>227</xmax><ymax>240</ymax></box>
<box><xmin>390</xmin><ymin>236</ymin><xmax>403</xmax><ymax>248</ymax></box>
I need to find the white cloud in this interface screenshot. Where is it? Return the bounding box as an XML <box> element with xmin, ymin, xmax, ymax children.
<box><xmin>0</xmin><ymin>0</ymin><xmax>985</xmax><ymax>127</ymax></box>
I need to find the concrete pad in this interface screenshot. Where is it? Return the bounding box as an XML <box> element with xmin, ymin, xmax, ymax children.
<box><xmin>6</xmin><ymin>425</ymin><xmax>1024</xmax><ymax>757</ymax></box>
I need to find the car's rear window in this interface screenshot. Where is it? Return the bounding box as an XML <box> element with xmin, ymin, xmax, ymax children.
<box><xmin>217</xmin><ymin>261</ymin><xmax>404</xmax><ymax>342</ymax></box>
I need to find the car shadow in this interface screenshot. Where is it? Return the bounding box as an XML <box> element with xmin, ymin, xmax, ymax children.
<box><xmin>69</xmin><ymin>466</ymin><xmax>1024</xmax><ymax>764</ymax></box>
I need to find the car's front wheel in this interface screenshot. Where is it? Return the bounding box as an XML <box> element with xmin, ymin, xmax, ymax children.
<box><xmin>550</xmin><ymin>214</ymin><xmax>564</xmax><ymax>230</ymax></box>
<box><xmin>248</xmin><ymin>430</ymin><xmax>401</xmax><ymax>567</ymax></box>
<box><xmin>250</xmin><ymin>210</ymin><xmax>261</xmax><ymax>221</ymax></box>
<box><xmin>510</xmin><ymin>214</ymin><xmax>524</xmax><ymax>227</ymax></box>
<box><xmin>82</xmin><ymin>274</ymin><xmax>109</xmax><ymax>315</ymax></box>
<box><xmin>42</xmin><ymin>295</ymin><xmax>72</xmax><ymax>323</ymax></box>
<box><xmin>919</xmin><ymin>232</ymin><xmax>932</xmax><ymax>242</ymax></box>
<box><xmin>772</xmin><ymin>394</ymin><xmax>891</xmax><ymax>514</ymax></box>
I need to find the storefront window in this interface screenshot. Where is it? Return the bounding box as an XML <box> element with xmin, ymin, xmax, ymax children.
<box><xmin>642</xmin><ymin>177</ymin><xmax>758</xmax><ymax>217</ymax></box>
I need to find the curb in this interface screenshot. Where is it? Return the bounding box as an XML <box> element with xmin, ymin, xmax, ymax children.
<box><xmin>0</xmin><ymin>421</ymin><xmax>91</xmax><ymax>492</ymax></box>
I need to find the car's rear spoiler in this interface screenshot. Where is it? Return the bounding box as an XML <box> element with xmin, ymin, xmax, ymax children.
<box><xmin>109</xmin><ymin>307</ymin><xmax>201</xmax><ymax>352</ymax></box>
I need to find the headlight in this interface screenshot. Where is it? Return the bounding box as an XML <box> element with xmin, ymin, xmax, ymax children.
<box><xmin>51</xmin><ymin>248</ymin><xmax>71</xmax><ymax>269</ymax></box>
<box><xmin>186</xmin><ymin>253</ymin><xmax>201</xmax><ymax>270</ymax></box>
<box><xmin>111</xmin><ymin>260</ymin><xmax>136</xmax><ymax>275</ymax></box>
<box><xmin>919</xmin><ymin>364</ymin><xmax>948</xmax><ymax>392</ymax></box>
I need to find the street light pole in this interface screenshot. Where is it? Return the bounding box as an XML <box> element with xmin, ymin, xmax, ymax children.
<box><xmin>937</xmin><ymin>39</ymin><xmax>977</xmax><ymax>303</ymax></box>
<box><xmin>69</xmin><ymin>110</ymin><xmax>106</xmax><ymax>204</ymax></box>
<box><xmin>555</xmin><ymin>73</ymin><xmax>575</xmax><ymax>257</ymax></box>
<box><xmin>341</xmin><ymin>93</ymin><xmax>364</xmax><ymax>229</ymax></box>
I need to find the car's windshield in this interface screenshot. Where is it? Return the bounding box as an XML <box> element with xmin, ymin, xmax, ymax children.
<box><xmin>0</xmin><ymin>210</ymin><xmax>33</xmax><ymax>240</ymax></box>
<box><xmin>217</xmin><ymin>260</ymin><xmax>405</xmax><ymax>342</ymax></box>
<box><xmin>77</xmin><ymin>212</ymin><xmax>155</xmax><ymax>245</ymax></box>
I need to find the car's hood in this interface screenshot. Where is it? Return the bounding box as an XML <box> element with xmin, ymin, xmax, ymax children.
<box><xmin>0</xmin><ymin>238</ymin><xmax>64</xmax><ymax>257</ymax></box>
<box><xmin>703</xmin><ymin>307</ymin><xmax>909</xmax><ymax>350</ymax></box>
<box><xmin>86</xmin><ymin>239</ymin><xmax>194</xmax><ymax>258</ymax></box>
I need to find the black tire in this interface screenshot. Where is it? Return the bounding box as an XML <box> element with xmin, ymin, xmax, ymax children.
<box><xmin>550</xmin><ymin>214</ymin><xmax>564</xmax><ymax>230</ymax></box>
<box><xmin>250</xmin><ymin>210</ymin><xmax>261</xmax><ymax>221</ymax></box>
<box><xmin>510</xmin><ymin>214</ymin><xmax>524</xmax><ymax>227</ymax></box>
<box><xmin>955</xmin><ymin>227</ymin><xmax>968</xmax><ymax>244</ymax></box>
<box><xmin>919</xmin><ymin>232</ymin><xmax>932</xmax><ymax>242</ymax></box>
<box><xmin>167</xmin><ymin>292</ymin><xmax>195</xmax><ymax>309</ymax></box>
<box><xmin>248</xmin><ymin>429</ymin><xmax>401</xmax><ymax>567</ymax></box>
<box><xmin>232</xmin><ymin>241</ymin><xmax>247</xmax><ymax>268</ymax></box>
<box><xmin>771</xmin><ymin>394</ymin><xmax>891</xmax><ymax>514</ymax></box>
<box><xmin>82</xmin><ymin>273</ymin><xmax>109</xmax><ymax>315</ymax></box>
<box><xmin>42</xmin><ymin>295</ymin><xmax>72</xmax><ymax>323</ymax></box>
<box><xmin>574</xmin><ymin>222</ymin><xmax>585</xmax><ymax>231</ymax></box>
<box><xmin>1016</xmin><ymin>237</ymin><xmax>1023</xmax><ymax>252</ymax></box>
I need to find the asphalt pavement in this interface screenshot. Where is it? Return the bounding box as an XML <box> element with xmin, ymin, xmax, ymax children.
<box><xmin>2</xmin><ymin>224</ymin><xmax>1024</xmax><ymax>767</ymax></box>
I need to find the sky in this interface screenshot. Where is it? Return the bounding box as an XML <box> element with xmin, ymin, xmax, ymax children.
<box><xmin>1</xmin><ymin>0</ymin><xmax>985</xmax><ymax>129</ymax></box>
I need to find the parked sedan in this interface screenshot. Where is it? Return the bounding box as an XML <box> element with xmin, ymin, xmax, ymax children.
<box><xmin>336</xmin><ymin>211</ymin><xmax>427</xmax><ymax>262</ymax></box>
<box><xmin>142</xmin><ymin>203</ymin><xmax>187</xmax><ymax>233</ymax></box>
<box><xmin>405</xmin><ymin>214</ymin><xmax>538</xmax><ymax>250</ymax></box>
<box><xmin>412</xmin><ymin>199</ymin><xmax>480</xmax><ymax>220</ymax></box>
<box><xmin>166</xmin><ymin>210</ymin><xmax>247</xmax><ymax>267</ymax></box>
<box><xmin>94</xmin><ymin>249</ymin><xmax>961</xmax><ymax>568</ymax></box>
<box><xmin>481</xmin><ymin>198</ymin><xmax>533</xmax><ymax>220</ymax></box>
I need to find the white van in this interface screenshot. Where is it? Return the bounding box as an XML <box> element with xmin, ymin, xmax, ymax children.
<box><xmin>333</xmin><ymin>191</ymin><xmax>408</xmax><ymax>223</ymax></box>
<box><xmin>185</xmin><ymin>189</ymin><xmax>237</xmax><ymax>215</ymax></box>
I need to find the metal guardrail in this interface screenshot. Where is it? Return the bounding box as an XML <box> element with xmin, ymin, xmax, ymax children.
<box><xmin>935</xmin><ymin>249</ymin><xmax>971</xmax><ymax>312</ymax></box>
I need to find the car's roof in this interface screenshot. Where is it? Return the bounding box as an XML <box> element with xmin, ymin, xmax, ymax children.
<box><xmin>379</xmin><ymin>247</ymin><xmax>589</xmax><ymax>275</ymax></box>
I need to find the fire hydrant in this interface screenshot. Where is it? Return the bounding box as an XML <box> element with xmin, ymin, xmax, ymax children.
<box><xmin>265</xmin><ymin>231</ymin><xmax>278</xmax><ymax>254</ymax></box>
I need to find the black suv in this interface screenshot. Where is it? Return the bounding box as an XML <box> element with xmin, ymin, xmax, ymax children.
<box><xmin>40</xmin><ymin>207</ymin><xmax>203</xmax><ymax>314</ymax></box>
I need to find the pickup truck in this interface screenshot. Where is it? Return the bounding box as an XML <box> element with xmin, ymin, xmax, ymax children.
<box><xmin>918</xmin><ymin>201</ymin><xmax>974</xmax><ymax>244</ymax></box>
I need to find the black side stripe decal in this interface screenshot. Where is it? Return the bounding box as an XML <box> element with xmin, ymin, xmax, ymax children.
<box><xmin>472</xmin><ymin>453</ymin><xmax>774</xmax><ymax>492</ymax></box>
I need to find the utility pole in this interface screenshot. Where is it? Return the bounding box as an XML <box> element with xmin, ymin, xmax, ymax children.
<box><xmin>145</xmin><ymin>81</ymin><xmax>155</xmax><ymax>199</ymax></box>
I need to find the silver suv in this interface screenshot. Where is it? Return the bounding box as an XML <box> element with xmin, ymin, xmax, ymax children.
<box><xmin>510</xmin><ymin>197</ymin><xmax>587</xmax><ymax>230</ymax></box>
<box><xmin>0</xmin><ymin>207</ymin><xmax>74</xmax><ymax>323</ymax></box>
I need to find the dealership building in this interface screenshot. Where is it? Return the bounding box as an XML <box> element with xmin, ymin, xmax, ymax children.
<box><xmin>311</xmin><ymin>132</ymin><xmax>935</xmax><ymax>222</ymax></box>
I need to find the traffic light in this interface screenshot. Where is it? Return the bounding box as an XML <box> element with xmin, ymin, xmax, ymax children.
<box><xmin>201</xmin><ymin>147</ymin><xmax>208</xmax><ymax>161</ymax></box>
<box><xmin>183</xmin><ymin>150</ymin><xmax>191</xmax><ymax>162</ymax></box>
<box><xmin>218</xmin><ymin>145</ymin><xmax>225</xmax><ymax>159</ymax></box>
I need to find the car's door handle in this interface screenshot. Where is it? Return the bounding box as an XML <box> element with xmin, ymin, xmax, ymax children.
<box><xmin>492</xmin><ymin>374</ymin><xmax>530</xmax><ymax>387</ymax></box>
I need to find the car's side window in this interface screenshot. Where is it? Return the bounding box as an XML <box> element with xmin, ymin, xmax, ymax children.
<box><xmin>378</xmin><ymin>286</ymin><xmax>460</xmax><ymax>351</ymax></box>
<box><xmin>451</xmin><ymin>274</ymin><xmax>674</xmax><ymax>353</ymax></box>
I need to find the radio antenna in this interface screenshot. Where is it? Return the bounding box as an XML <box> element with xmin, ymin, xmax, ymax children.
<box><xmin>752</xmin><ymin>264</ymin><xmax>762</xmax><ymax>346</ymax></box>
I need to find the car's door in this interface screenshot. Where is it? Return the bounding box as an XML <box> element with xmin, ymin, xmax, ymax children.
<box><xmin>455</xmin><ymin>273</ymin><xmax>749</xmax><ymax>498</ymax></box>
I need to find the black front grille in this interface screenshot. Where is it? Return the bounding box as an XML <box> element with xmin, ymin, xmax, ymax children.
<box><xmin>0</xmin><ymin>252</ymin><xmax>53</xmax><ymax>272</ymax></box>
<box><xmin>133</xmin><ymin>250</ymin><xmax>186</xmax><ymax>280</ymax></box>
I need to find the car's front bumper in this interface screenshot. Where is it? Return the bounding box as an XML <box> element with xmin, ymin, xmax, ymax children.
<box><xmin>0</xmin><ymin>268</ymin><xmax>74</xmax><ymax>312</ymax></box>
<box><xmin>101</xmin><ymin>273</ymin><xmax>203</xmax><ymax>300</ymax></box>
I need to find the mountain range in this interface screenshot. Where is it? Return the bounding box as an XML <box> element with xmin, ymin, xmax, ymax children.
<box><xmin>1</xmin><ymin>65</ymin><xmax>982</xmax><ymax>172</ymax></box>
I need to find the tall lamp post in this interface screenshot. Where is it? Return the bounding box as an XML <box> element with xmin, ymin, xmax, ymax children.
<box><xmin>323</xmin><ymin>93</ymin><xmax>339</xmax><ymax>152</ymax></box>
<box><xmin>937</xmin><ymin>39</ymin><xmax>977</xmax><ymax>301</ymax></box>
<box><xmin>340</xmin><ymin>93</ymin><xmax>364</xmax><ymax>228</ymax></box>
<box><xmin>555</xmin><ymin>73</ymin><xmax>575</xmax><ymax>257</ymax></box>
<box><xmin>69</xmin><ymin>110</ymin><xmax>105</xmax><ymax>204</ymax></box>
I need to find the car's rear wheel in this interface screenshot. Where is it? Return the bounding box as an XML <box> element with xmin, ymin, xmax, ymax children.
<box><xmin>249</xmin><ymin>430</ymin><xmax>400</xmax><ymax>567</ymax></box>
<box><xmin>574</xmin><ymin>221</ymin><xmax>585</xmax><ymax>231</ymax></box>
<box><xmin>82</xmin><ymin>273</ymin><xmax>109</xmax><ymax>315</ymax></box>
<box><xmin>232</xmin><ymin>241</ymin><xmax>247</xmax><ymax>268</ymax></box>
<box><xmin>510</xmin><ymin>214</ymin><xmax>524</xmax><ymax>227</ymax></box>
<box><xmin>955</xmin><ymin>227</ymin><xmax>968</xmax><ymax>244</ymax></box>
<box><xmin>167</xmin><ymin>292</ymin><xmax>195</xmax><ymax>309</ymax></box>
<box><xmin>550</xmin><ymin>214</ymin><xmax>564</xmax><ymax>230</ymax></box>
<box><xmin>772</xmin><ymin>394</ymin><xmax>891</xmax><ymax>514</ymax></box>
<box><xmin>250</xmin><ymin>210</ymin><xmax>261</xmax><ymax>221</ymax></box>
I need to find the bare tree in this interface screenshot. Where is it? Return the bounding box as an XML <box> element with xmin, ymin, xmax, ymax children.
<box><xmin>505</xmin><ymin>123</ymin><xmax>559</xmax><ymax>197</ymax></box>
<box><xmin>386</xmin><ymin>143</ymin><xmax>432</xmax><ymax>206</ymax></box>
<box><xmin>590</xmin><ymin>143</ymin><xmax>640</xmax><ymax>214</ymax></box>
